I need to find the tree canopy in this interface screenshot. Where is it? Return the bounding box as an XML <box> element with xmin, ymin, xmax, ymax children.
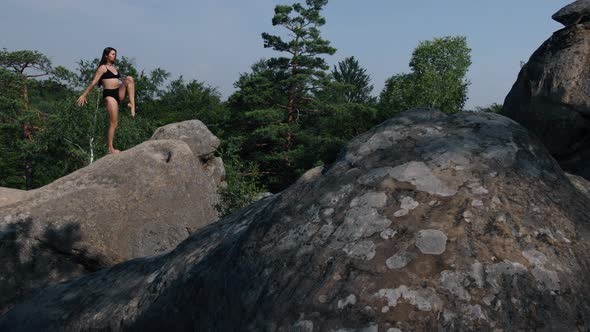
<box><xmin>331</xmin><ymin>56</ymin><xmax>374</xmax><ymax>104</ymax></box>
<box><xmin>379</xmin><ymin>36</ymin><xmax>472</xmax><ymax>117</ymax></box>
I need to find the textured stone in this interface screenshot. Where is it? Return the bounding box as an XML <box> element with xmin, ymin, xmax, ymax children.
<box><xmin>532</xmin><ymin>266</ymin><xmax>561</xmax><ymax>291</ymax></box>
<box><xmin>552</xmin><ymin>0</ymin><xmax>590</xmax><ymax>26</ymax></box>
<box><xmin>333</xmin><ymin>207</ymin><xmax>391</xmax><ymax>242</ymax></box>
<box><xmin>0</xmin><ymin>188</ymin><xmax>27</xmax><ymax>208</ymax></box>
<box><xmin>393</xmin><ymin>209</ymin><xmax>408</xmax><ymax>218</ymax></box>
<box><xmin>440</xmin><ymin>270</ymin><xmax>471</xmax><ymax>301</ymax></box>
<box><xmin>485</xmin><ymin>261</ymin><xmax>528</xmax><ymax>294</ymax></box>
<box><xmin>522</xmin><ymin>249</ymin><xmax>548</xmax><ymax>266</ymax></box>
<box><xmin>567</xmin><ymin>173</ymin><xmax>590</xmax><ymax>200</ymax></box>
<box><xmin>380</xmin><ymin>228</ymin><xmax>397</xmax><ymax>240</ymax></box>
<box><xmin>350</xmin><ymin>192</ymin><xmax>388</xmax><ymax>209</ymax></box>
<box><xmin>337</xmin><ymin>294</ymin><xmax>357</xmax><ymax>309</ymax></box>
<box><xmin>151</xmin><ymin>119</ymin><xmax>220</xmax><ymax>159</ymax></box>
<box><xmin>2</xmin><ymin>109</ymin><xmax>590</xmax><ymax>331</ymax></box>
<box><xmin>400</xmin><ymin>196</ymin><xmax>419</xmax><ymax>210</ymax></box>
<box><xmin>377</xmin><ymin>286</ymin><xmax>444</xmax><ymax>312</ymax></box>
<box><xmin>386</xmin><ymin>251</ymin><xmax>416</xmax><ymax>269</ymax></box>
<box><xmin>415</xmin><ymin>229</ymin><xmax>448</xmax><ymax>255</ymax></box>
<box><xmin>502</xmin><ymin>9</ymin><xmax>590</xmax><ymax>179</ymax></box>
<box><xmin>343</xmin><ymin>241</ymin><xmax>376</xmax><ymax>261</ymax></box>
<box><xmin>389</xmin><ymin>162</ymin><xmax>457</xmax><ymax>197</ymax></box>
<box><xmin>0</xmin><ymin>124</ymin><xmax>223</xmax><ymax>314</ymax></box>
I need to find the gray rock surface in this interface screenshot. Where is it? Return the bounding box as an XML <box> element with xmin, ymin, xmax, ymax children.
<box><xmin>567</xmin><ymin>172</ymin><xmax>590</xmax><ymax>199</ymax></box>
<box><xmin>151</xmin><ymin>119</ymin><xmax>220</xmax><ymax>159</ymax></box>
<box><xmin>0</xmin><ymin>188</ymin><xmax>27</xmax><ymax>208</ymax></box>
<box><xmin>552</xmin><ymin>0</ymin><xmax>590</xmax><ymax>26</ymax></box>
<box><xmin>0</xmin><ymin>125</ymin><xmax>223</xmax><ymax>313</ymax></box>
<box><xmin>2</xmin><ymin>109</ymin><xmax>590</xmax><ymax>331</ymax></box>
<box><xmin>502</xmin><ymin>5</ymin><xmax>590</xmax><ymax>179</ymax></box>
<box><xmin>152</xmin><ymin>119</ymin><xmax>226</xmax><ymax>189</ymax></box>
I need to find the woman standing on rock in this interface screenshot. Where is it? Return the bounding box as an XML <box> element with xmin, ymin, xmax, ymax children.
<box><xmin>77</xmin><ymin>47</ymin><xmax>136</xmax><ymax>154</ymax></box>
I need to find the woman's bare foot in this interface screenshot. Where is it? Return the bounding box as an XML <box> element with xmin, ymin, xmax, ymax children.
<box><xmin>128</xmin><ymin>103</ymin><xmax>136</xmax><ymax>117</ymax></box>
<box><xmin>108</xmin><ymin>149</ymin><xmax>121</xmax><ymax>154</ymax></box>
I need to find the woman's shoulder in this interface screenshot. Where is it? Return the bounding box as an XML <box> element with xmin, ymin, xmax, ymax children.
<box><xmin>97</xmin><ymin>64</ymin><xmax>108</xmax><ymax>72</ymax></box>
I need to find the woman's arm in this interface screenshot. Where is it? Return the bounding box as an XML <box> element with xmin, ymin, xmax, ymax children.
<box><xmin>77</xmin><ymin>65</ymin><xmax>107</xmax><ymax>106</ymax></box>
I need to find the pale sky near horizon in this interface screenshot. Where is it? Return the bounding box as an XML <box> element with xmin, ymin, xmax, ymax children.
<box><xmin>1</xmin><ymin>0</ymin><xmax>571</xmax><ymax>109</ymax></box>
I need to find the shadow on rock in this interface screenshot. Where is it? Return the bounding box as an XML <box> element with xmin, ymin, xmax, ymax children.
<box><xmin>0</xmin><ymin>218</ymin><xmax>108</xmax><ymax>314</ymax></box>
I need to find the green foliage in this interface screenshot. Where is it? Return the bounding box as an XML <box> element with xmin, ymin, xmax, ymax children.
<box><xmin>237</xmin><ymin>108</ymin><xmax>292</xmax><ymax>191</ymax></box>
<box><xmin>379</xmin><ymin>36</ymin><xmax>472</xmax><ymax>116</ymax></box>
<box><xmin>0</xmin><ymin>67</ymin><xmax>23</xmax><ymax>96</ymax></box>
<box><xmin>0</xmin><ymin>49</ymin><xmax>51</xmax><ymax>76</ymax></box>
<box><xmin>473</xmin><ymin>103</ymin><xmax>502</xmax><ymax>113</ymax></box>
<box><xmin>0</xmin><ymin>75</ymin><xmax>24</xmax><ymax>188</ymax></box>
<box><xmin>317</xmin><ymin>103</ymin><xmax>378</xmax><ymax>139</ymax></box>
<box><xmin>378</xmin><ymin>73</ymin><xmax>413</xmax><ymax>120</ymax></box>
<box><xmin>228</xmin><ymin>59</ymin><xmax>289</xmax><ymax>112</ymax></box>
<box><xmin>21</xmin><ymin>102</ymin><xmax>94</xmax><ymax>187</ymax></box>
<box><xmin>330</xmin><ymin>56</ymin><xmax>374</xmax><ymax>104</ymax></box>
<box><xmin>36</xmin><ymin>97</ymin><xmax>105</xmax><ymax>170</ymax></box>
<box><xmin>217</xmin><ymin>139</ymin><xmax>266</xmax><ymax>216</ymax></box>
<box><xmin>149</xmin><ymin>77</ymin><xmax>227</xmax><ymax>131</ymax></box>
<box><xmin>224</xmin><ymin>0</ymin><xmax>339</xmax><ymax>192</ymax></box>
<box><xmin>0</xmin><ymin>48</ymin><xmax>55</xmax><ymax>189</ymax></box>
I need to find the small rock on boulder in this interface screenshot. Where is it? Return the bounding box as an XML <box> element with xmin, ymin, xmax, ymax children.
<box><xmin>552</xmin><ymin>0</ymin><xmax>590</xmax><ymax>26</ymax></box>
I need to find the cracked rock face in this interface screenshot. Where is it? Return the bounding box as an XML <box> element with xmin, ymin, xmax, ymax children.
<box><xmin>502</xmin><ymin>1</ymin><xmax>590</xmax><ymax>180</ymax></box>
<box><xmin>2</xmin><ymin>109</ymin><xmax>590</xmax><ymax>331</ymax></box>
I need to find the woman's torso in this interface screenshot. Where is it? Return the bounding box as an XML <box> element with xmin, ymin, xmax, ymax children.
<box><xmin>101</xmin><ymin>64</ymin><xmax>120</xmax><ymax>89</ymax></box>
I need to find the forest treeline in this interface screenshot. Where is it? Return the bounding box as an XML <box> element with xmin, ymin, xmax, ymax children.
<box><xmin>0</xmin><ymin>0</ymin><xmax>500</xmax><ymax>214</ymax></box>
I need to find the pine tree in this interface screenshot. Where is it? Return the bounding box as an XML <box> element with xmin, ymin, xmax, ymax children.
<box><xmin>0</xmin><ymin>49</ymin><xmax>52</xmax><ymax>188</ymax></box>
<box><xmin>261</xmin><ymin>0</ymin><xmax>336</xmax><ymax>145</ymax></box>
<box><xmin>331</xmin><ymin>56</ymin><xmax>374</xmax><ymax>104</ymax></box>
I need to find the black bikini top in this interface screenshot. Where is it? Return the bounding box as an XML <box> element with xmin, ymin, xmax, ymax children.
<box><xmin>100</xmin><ymin>65</ymin><xmax>120</xmax><ymax>81</ymax></box>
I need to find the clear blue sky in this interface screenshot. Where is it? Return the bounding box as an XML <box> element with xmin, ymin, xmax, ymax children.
<box><xmin>1</xmin><ymin>0</ymin><xmax>570</xmax><ymax>109</ymax></box>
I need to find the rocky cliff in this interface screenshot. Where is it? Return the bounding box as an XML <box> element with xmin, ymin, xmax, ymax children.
<box><xmin>2</xmin><ymin>109</ymin><xmax>588</xmax><ymax>331</ymax></box>
<box><xmin>502</xmin><ymin>0</ymin><xmax>590</xmax><ymax>180</ymax></box>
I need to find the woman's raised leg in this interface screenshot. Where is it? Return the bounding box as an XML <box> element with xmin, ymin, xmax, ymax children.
<box><xmin>119</xmin><ymin>76</ymin><xmax>135</xmax><ymax>117</ymax></box>
<box><xmin>105</xmin><ymin>97</ymin><xmax>120</xmax><ymax>154</ymax></box>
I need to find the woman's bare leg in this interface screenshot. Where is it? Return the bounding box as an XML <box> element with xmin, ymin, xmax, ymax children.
<box><xmin>119</xmin><ymin>76</ymin><xmax>135</xmax><ymax>117</ymax></box>
<box><xmin>105</xmin><ymin>97</ymin><xmax>120</xmax><ymax>154</ymax></box>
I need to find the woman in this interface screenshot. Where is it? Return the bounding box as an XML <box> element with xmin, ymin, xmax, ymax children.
<box><xmin>77</xmin><ymin>47</ymin><xmax>135</xmax><ymax>154</ymax></box>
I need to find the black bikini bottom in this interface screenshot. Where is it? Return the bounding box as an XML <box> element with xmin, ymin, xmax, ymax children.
<box><xmin>103</xmin><ymin>88</ymin><xmax>119</xmax><ymax>103</ymax></box>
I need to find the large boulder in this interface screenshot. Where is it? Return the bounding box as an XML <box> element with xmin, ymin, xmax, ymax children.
<box><xmin>0</xmin><ymin>124</ymin><xmax>223</xmax><ymax>313</ymax></box>
<box><xmin>2</xmin><ymin>109</ymin><xmax>589</xmax><ymax>331</ymax></box>
<box><xmin>502</xmin><ymin>1</ymin><xmax>590</xmax><ymax>179</ymax></box>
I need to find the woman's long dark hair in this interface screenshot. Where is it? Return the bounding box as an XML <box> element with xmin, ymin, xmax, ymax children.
<box><xmin>99</xmin><ymin>47</ymin><xmax>117</xmax><ymax>65</ymax></box>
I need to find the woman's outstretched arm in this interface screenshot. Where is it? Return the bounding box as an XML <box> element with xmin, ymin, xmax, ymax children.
<box><xmin>77</xmin><ymin>65</ymin><xmax>107</xmax><ymax>106</ymax></box>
